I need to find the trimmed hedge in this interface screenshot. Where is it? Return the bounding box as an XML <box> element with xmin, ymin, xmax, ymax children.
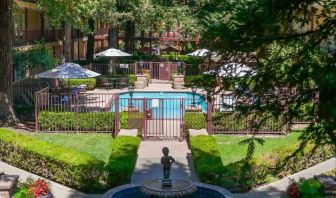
<box><xmin>212</xmin><ymin>112</ymin><xmax>284</xmax><ymax>133</ymax></box>
<box><xmin>64</xmin><ymin>78</ymin><xmax>97</xmax><ymax>90</ymax></box>
<box><xmin>184</xmin><ymin>112</ymin><xmax>206</xmax><ymax>130</ymax></box>
<box><xmin>105</xmin><ymin>136</ymin><xmax>141</xmax><ymax>186</ymax></box>
<box><xmin>189</xmin><ymin>135</ymin><xmax>223</xmax><ymax>185</ymax></box>
<box><xmin>38</xmin><ymin>111</ymin><xmax>114</xmax><ymax>131</ymax></box>
<box><xmin>0</xmin><ymin>128</ymin><xmax>104</xmax><ymax>192</ymax></box>
<box><xmin>120</xmin><ymin>112</ymin><xmax>144</xmax><ymax>132</ymax></box>
<box><xmin>189</xmin><ymin>133</ymin><xmax>334</xmax><ymax>193</ymax></box>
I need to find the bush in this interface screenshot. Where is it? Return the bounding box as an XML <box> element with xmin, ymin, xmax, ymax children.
<box><xmin>212</xmin><ymin>112</ymin><xmax>284</xmax><ymax>133</ymax></box>
<box><xmin>128</xmin><ymin>74</ymin><xmax>137</xmax><ymax>85</ymax></box>
<box><xmin>184</xmin><ymin>75</ymin><xmax>204</xmax><ymax>87</ymax></box>
<box><xmin>64</xmin><ymin>78</ymin><xmax>97</xmax><ymax>90</ymax></box>
<box><xmin>105</xmin><ymin>136</ymin><xmax>141</xmax><ymax>186</ymax></box>
<box><xmin>38</xmin><ymin>111</ymin><xmax>114</xmax><ymax>131</ymax></box>
<box><xmin>298</xmin><ymin>178</ymin><xmax>324</xmax><ymax>198</ymax></box>
<box><xmin>120</xmin><ymin>112</ymin><xmax>144</xmax><ymax>132</ymax></box>
<box><xmin>189</xmin><ymin>135</ymin><xmax>223</xmax><ymax>185</ymax></box>
<box><xmin>0</xmin><ymin>128</ymin><xmax>104</xmax><ymax>192</ymax></box>
<box><xmin>184</xmin><ymin>112</ymin><xmax>206</xmax><ymax>130</ymax></box>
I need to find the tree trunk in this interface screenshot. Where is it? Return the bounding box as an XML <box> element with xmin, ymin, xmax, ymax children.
<box><xmin>124</xmin><ymin>21</ymin><xmax>135</xmax><ymax>53</ymax></box>
<box><xmin>108</xmin><ymin>25</ymin><xmax>117</xmax><ymax>48</ymax></box>
<box><xmin>86</xmin><ymin>18</ymin><xmax>95</xmax><ymax>62</ymax></box>
<box><xmin>63</xmin><ymin>22</ymin><xmax>72</xmax><ymax>62</ymax></box>
<box><xmin>0</xmin><ymin>0</ymin><xmax>18</xmax><ymax>125</ymax></box>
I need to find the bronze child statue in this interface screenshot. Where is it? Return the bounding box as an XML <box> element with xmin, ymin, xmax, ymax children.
<box><xmin>161</xmin><ymin>147</ymin><xmax>175</xmax><ymax>180</ymax></box>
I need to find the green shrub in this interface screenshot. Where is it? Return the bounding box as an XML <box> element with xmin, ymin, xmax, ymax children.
<box><xmin>105</xmin><ymin>136</ymin><xmax>141</xmax><ymax>186</ymax></box>
<box><xmin>64</xmin><ymin>78</ymin><xmax>97</xmax><ymax>90</ymax></box>
<box><xmin>120</xmin><ymin>112</ymin><xmax>144</xmax><ymax>132</ymax></box>
<box><xmin>190</xmin><ymin>135</ymin><xmax>223</xmax><ymax>185</ymax></box>
<box><xmin>128</xmin><ymin>74</ymin><xmax>137</xmax><ymax>85</ymax></box>
<box><xmin>184</xmin><ymin>112</ymin><xmax>206</xmax><ymax>130</ymax></box>
<box><xmin>184</xmin><ymin>75</ymin><xmax>204</xmax><ymax>87</ymax></box>
<box><xmin>0</xmin><ymin>128</ymin><xmax>104</xmax><ymax>192</ymax></box>
<box><xmin>38</xmin><ymin>111</ymin><xmax>114</xmax><ymax>131</ymax></box>
<box><xmin>299</xmin><ymin>178</ymin><xmax>324</xmax><ymax>198</ymax></box>
<box><xmin>212</xmin><ymin>112</ymin><xmax>284</xmax><ymax>133</ymax></box>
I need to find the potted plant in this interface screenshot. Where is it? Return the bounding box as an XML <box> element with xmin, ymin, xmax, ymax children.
<box><xmin>27</xmin><ymin>178</ymin><xmax>52</xmax><ymax>198</ymax></box>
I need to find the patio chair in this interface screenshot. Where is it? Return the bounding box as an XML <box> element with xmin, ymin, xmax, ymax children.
<box><xmin>117</xmin><ymin>77</ymin><xmax>129</xmax><ymax>88</ymax></box>
<box><xmin>101</xmin><ymin>78</ymin><xmax>113</xmax><ymax>89</ymax></box>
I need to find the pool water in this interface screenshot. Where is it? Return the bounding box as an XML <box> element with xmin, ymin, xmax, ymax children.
<box><xmin>112</xmin><ymin>92</ymin><xmax>207</xmax><ymax>119</ymax></box>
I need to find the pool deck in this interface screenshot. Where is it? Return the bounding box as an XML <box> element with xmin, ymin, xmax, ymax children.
<box><xmin>86</xmin><ymin>83</ymin><xmax>206</xmax><ymax>95</ymax></box>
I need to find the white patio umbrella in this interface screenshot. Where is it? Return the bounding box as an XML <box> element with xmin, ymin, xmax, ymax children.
<box><xmin>35</xmin><ymin>62</ymin><xmax>101</xmax><ymax>79</ymax></box>
<box><xmin>94</xmin><ymin>48</ymin><xmax>132</xmax><ymax>58</ymax></box>
<box><xmin>203</xmin><ymin>63</ymin><xmax>255</xmax><ymax>78</ymax></box>
<box><xmin>187</xmin><ymin>49</ymin><xmax>216</xmax><ymax>57</ymax></box>
<box><xmin>35</xmin><ymin>62</ymin><xmax>101</xmax><ymax>93</ymax></box>
<box><xmin>94</xmin><ymin>48</ymin><xmax>132</xmax><ymax>74</ymax></box>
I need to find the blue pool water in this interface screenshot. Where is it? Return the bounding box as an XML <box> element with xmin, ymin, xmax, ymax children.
<box><xmin>111</xmin><ymin>92</ymin><xmax>207</xmax><ymax>119</ymax></box>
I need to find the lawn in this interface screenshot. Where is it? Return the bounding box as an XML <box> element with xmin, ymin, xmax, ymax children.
<box><xmin>214</xmin><ymin>131</ymin><xmax>302</xmax><ymax>165</ymax></box>
<box><xmin>28</xmin><ymin>133</ymin><xmax>114</xmax><ymax>163</ymax></box>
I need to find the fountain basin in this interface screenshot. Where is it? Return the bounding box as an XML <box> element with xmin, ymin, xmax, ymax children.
<box><xmin>103</xmin><ymin>182</ymin><xmax>234</xmax><ymax>198</ymax></box>
<box><xmin>141</xmin><ymin>178</ymin><xmax>196</xmax><ymax>197</ymax></box>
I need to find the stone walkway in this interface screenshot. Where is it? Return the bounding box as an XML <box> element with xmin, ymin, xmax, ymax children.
<box><xmin>131</xmin><ymin>141</ymin><xmax>199</xmax><ymax>184</ymax></box>
<box><xmin>235</xmin><ymin>157</ymin><xmax>336</xmax><ymax>198</ymax></box>
<box><xmin>0</xmin><ymin>162</ymin><xmax>100</xmax><ymax>198</ymax></box>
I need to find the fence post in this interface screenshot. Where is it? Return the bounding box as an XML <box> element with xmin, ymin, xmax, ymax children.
<box><xmin>114</xmin><ymin>94</ymin><xmax>120</xmax><ymax>136</ymax></box>
<box><xmin>143</xmin><ymin>98</ymin><xmax>147</xmax><ymax>140</ymax></box>
<box><xmin>35</xmin><ymin>93</ymin><xmax>39</xmax><ymax>132</ymax></box>
<box><xmin>207</xmin><ymin>100</ymin><xmax>213</xmax><ymax>134</ymax></box>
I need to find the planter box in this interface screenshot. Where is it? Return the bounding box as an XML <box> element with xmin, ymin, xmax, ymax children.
<box><xmin>172</xmin><ymin>74</ymin><xmax>185</xmax><ymax>89</ymax></box>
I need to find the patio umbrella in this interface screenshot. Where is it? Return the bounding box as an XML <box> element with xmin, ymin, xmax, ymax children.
<box><xmin>35</xmin><ymin>62</ymin><xmax>101</xmax><ymax>93</ymax></box>
<box><xmin>35</xmin><ymin>62</ymin><xmax>101</xmax><ymax>79</ymax></box>
<box><xmin>203</xmin><ymin>63</ymin><xmax>255</xmax><ymax>78</ymax></box>
<box><xmin>94</xmin><ymin>48</ymin><xmax>132</xmax><ymax>74</ymax></box>
<box><xmin>187</xmin><ymin>49</ymin><xmax>215</xmax><ymax>57</ymax></box>
<box><xmin>94</xmin><ymin>48</ymin><xmax>132</xmax><ymax>58</ymax></box>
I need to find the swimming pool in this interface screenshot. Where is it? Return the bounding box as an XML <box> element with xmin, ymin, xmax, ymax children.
<box><xmin>112</xmin><ymin>92</ymin><xmax>207</xmax><ymax>119</ymax></box>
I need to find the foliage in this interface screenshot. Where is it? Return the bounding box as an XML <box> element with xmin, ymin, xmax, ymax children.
<box><xmin>212</xmin><ymin>112</ymin><xmax>284</xmax><ymax>133</ymax></box>
<box><xmin>63</xmin><ymin>78</ymin><xmax>97</xmax><ymax>90</ymax></box>
<box><xmin>184</xmin><ymin>112</ymin><xmax>206</xmax><ymax>130</ymax></box>
<box><xmin>104</xmin><ymin>136</ymin><xmax>141</xmax><ymax>186</ymax></box>
<box><xmin>200</xmin><ymin>0</ymin><xmax>336</xmax><ymax>160</ymax></box>
<box><xmin>38</xmin><ymin>111</ymin><xmax>114</xmax><ymax>131</ymax></box>
<box><xmin>27</xmin><ymin>178</ymin><xmax>50</xmax><ymax>198</ymax></box>
<box><xmin>0</xmin><ymin>128</ymin><xmax>104</xmax><ymax>192</ymax></box>
<box><xmin>128</xmin><ymin>74</ymin><xmax>137</xmax><ymax>85</ymax></box>
<box><xmin>189</xmin><ymin>135</ymin><xmax>223</xmax><ymax>185</ymax></box>
<box><xmin>286</xmin><ymin>181</ymin><xmax>300</xmax><ymax>198</ymax></box>
<box><xmin>13</xmin><ymin>42</ymin><xmax>57</xmax><ymax>78</ymax></box>
<box><xmin>120</xmin><ymin>111</ymin><xmax>144</xmax><ymax>132</ymax></box>
<box><xmin>161</xmin><ymin>55</ymin><xmax>203</xmax><ymax>64</ymax></box>
<box><xmin>298</xmin><ymin>178</ymin><xmax>325</xmax><ymax>198</ymax></box>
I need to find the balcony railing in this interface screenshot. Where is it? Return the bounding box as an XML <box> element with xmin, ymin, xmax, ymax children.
<box><xmin>14</xmin><ymin>28</ymin><xmax>64</xmax><ymax>46</ymax></box>
<box><xmin>95</xmin><ymin>28</ymin><xmax>108</xmax><ymax>36</ymax></box>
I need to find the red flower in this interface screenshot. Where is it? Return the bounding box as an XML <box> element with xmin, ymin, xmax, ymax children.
<box><xmin>286</xmin><ymin>182</ymin><xmax>300</xmax><ymax>198</ymax></box>
<box><xmin>28</xmin><ymin>179</ymin><xmax>50</xmax><ymax>198</ymax></box>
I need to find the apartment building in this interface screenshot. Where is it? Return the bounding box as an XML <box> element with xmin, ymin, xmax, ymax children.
<box><xmin>13</xmin><ymin>0</ymin><xmax>109</xmax><ymax>61</ymax></box>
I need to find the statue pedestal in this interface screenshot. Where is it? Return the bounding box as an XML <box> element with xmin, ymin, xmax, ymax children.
<box><xmin>161</xmin><ymin>179</ymin><xmax>172</xmax><ymax>188</ymax></box>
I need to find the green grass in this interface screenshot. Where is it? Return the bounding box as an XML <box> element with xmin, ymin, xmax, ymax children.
<box><xmin>29</xmin><ymin>133</ymin><xmax>114</xmax><ymax>163</ymax></box>
<box><xmin>214</xmin><ymin>131</ymin><xmax>302</xmax><ymax>165</ymax></box>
